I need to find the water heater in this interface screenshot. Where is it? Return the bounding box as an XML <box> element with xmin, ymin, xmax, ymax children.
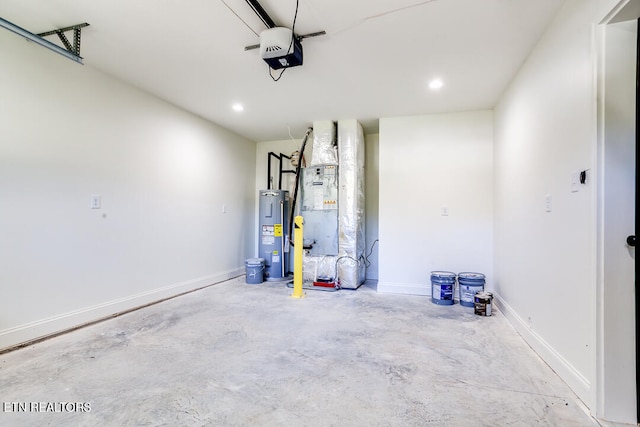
<box><xmin>258</xmin><ymin>190</ymin><xmax>290</xmax><ymax>281</ymax></box>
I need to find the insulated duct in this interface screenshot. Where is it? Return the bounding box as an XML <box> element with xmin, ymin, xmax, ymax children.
<box><xmin>336</xmin><ymin>119</ymin><xmax>366</xmax><ymax>289</ymax></box>
<box><xmin>301</xmin><ymin>119</ymin><xmax>365</xmax><ymax>289</ymax></box>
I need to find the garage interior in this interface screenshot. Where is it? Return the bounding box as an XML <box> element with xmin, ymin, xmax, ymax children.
<box><xmin>0</xmin><ymin>0</ymin><xmax>637</xmax><ymax>425</ymax></box>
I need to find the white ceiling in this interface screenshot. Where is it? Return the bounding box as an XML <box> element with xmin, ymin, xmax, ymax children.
<box><xmin>2</xmin><ymin>0</ymin><xmax>563</xmax><ymax>141</ymax></box>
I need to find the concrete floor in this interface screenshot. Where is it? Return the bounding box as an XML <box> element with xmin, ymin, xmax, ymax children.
<box><xmin>1</xmin><ymin>277</ymin><xmax>598</xmax><ymax>426</ymax></box>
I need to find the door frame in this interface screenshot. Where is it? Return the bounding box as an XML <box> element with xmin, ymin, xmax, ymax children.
<box><xmin>595</xmin><ymin>1</ymin><xmax>638</xmax><ymax>423</ymax></box>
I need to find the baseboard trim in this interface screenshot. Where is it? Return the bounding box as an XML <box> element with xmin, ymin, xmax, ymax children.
<box><xmin>0</xmin><ymin>268</ymin><xmax>244</xmax><ymax>352</ymax></box>
<box><xmin>494</xmin><ymin>294</ymin><xmax>592</xmax><ymax>407</ymax></box>
<box><xmin>376</xmin><ymin>281</ymin><xmax>430</xmax><ymax>296</ymax></box>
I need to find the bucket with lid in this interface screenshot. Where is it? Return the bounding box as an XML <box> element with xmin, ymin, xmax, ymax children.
<box><xmin>458</xmin><ymin>272</ymin><xmax>486</xmax><ymax>307</ymax></box>
<box><xmin>430</xmin><ymin>271</ymin><xmax>456</xmax><ymax>305</ymax></box>
<box><xmin>245</xmin><ymin>258</ymin><xmax>265</xmax><ymax>284</ymax></box>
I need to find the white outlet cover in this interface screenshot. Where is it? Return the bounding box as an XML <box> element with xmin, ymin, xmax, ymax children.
<box><xmin>545</xmin><ymin>194</ymin><xmax>552</xmax><ymax>212</ymax></box>
<box><xmin>90</xmin><ymin>194</ymin><xmax>101</xmax><ymax>209</ymax></box>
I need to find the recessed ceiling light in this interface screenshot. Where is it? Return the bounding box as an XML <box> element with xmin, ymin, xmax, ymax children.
<box><xmin>428</xmin><ymin>79</ymin><xmax>444</xmax><ymax>90</ymax></box>
<box><xmin>232</xmin><ymin>103</ymin><xmax>244</xmax><ymax>112</ymax></box>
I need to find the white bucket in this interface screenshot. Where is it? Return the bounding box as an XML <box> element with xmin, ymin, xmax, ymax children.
<box><xmin>458</xmin><ymin>272</ymin><xmax>485</xmax><ymax>307</ymax></box>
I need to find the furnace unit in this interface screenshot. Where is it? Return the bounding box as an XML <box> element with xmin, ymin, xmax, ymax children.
<box><xmin>300</xmin><ymin>119</ymin><xmax>366</xmax><ymax>289</ymax></box>
<box><xmin>300</xmin><ymin>165</ymin><xmax>339</xmax><ymax>256</ymax></box>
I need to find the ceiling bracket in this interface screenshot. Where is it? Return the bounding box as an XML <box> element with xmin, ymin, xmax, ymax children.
<box><xmin>37</xmin><ymin>23</ymin><xmax>89</xmax><ymax>58</ymax></box>
<box><xmin>0</xmin><ymin>18</ymin><xmax>88</xmax><ymax>64</ymax></box>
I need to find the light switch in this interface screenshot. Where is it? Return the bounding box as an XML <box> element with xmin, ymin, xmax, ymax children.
<box><xmin>545</xmin><ymin>194</ymin><xmax>552</xmax><ymax>213</ymax></box>
<box><xmin>571</xmin><ymin>172</ymin><xmax>579</xmax><ymax>193</ymax></box>
<box><xmin>90</xmin><ymin>194</ymin><xmax>101</xmax><ymax>209</ymax></box>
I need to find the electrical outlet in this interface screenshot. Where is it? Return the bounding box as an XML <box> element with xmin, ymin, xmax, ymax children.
<box><xmin>441</xmin><ymin>206</ymin><xmax>449</xmax><ymax>216</ymax></box>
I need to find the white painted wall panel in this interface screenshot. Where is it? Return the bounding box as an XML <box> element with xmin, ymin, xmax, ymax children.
<box><xmin>493</xmin><ymin>0</ymin><xmax>597</xmax><ymax>408</ymax></box>
<box><xmin>378</xmin><ymin>111</ymin><xmax>494</xmax><ymax>295</ymax></box>
<box><xmin>0</xmin><ymin>30</ymin><xmax>256</xmax><ymax>349</ymax></box>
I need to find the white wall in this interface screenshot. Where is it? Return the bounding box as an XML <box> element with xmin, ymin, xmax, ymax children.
<box><xmin>377</xmin><ymin>111</ymin><xmax>494</xmax><ymax>295</ymax></box>
<box><xmin>0</xmin><ymin>30</ymin><xmax>256</xmax><ymax>350</ymax></box>
<box><xmin>494</xmin><ymin>0</ymin><xmax>598</xmax><ymax>409</ymax></box>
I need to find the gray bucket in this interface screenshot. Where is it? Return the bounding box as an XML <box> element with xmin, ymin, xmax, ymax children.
<box><xmin>245</xmin><ymin>258</ymin><xmax>265</xmax><ymax>284</ymax></box>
